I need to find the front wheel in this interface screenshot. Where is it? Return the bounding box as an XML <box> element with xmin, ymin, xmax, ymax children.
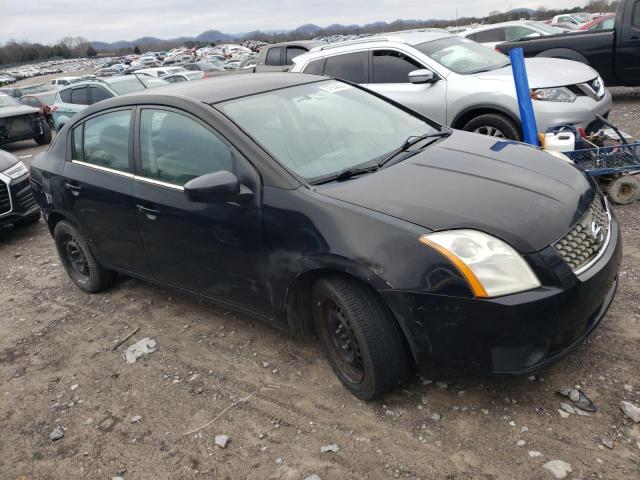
<box><xmin>462</xmin><ymin>113</ymin><xmax>522</xmax><ymax>141</ymax></box>
<box><xmin>53</xmin><ymin>220</ymin><xmax>117</xmax><ymax>292</ymax></box>
<box><xmin>312</xmin><ymin>276</ymin><xmax>411</xmax><ymax>400</ymax></box>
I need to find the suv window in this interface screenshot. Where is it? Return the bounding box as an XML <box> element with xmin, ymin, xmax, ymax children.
<box><xmin>265</xmin><ymin>47</ymin><xmax>282</xmax><ymax>66</ymax></box>
<box><xmin>505</xmin><ymin>26</ymin><xmax>536</xmax><ymax>41</ymax></box>
<box><xmin>303</xmin><ymin>58</ymin><xmax>325</xmax><ymax>75</ymax></box>
<box><xmin>286</xmin><ymin>47</ymin><xmax>307</xmax><ymax>65</ymax></box>
<box><xmin>372</xmin><ymin>50</ymin><xmax>423</xmax><ymax>83</ymax></box>
<box><xmin>323</xmin><ymin>52</ymin><xmax>368</xmax><ymax>83</ymax></box>
<box><xmin>89</xmin><ymin>86</ymin><xmax>112</xmax><ymax>103</ymax></box>
<box><xmin>83</xmin><ymin>110</ymin><xmax>131</xmax><ymax>171</ymax></box>
<box><xmin>474</xmin><ymin>28</ymin><xmax>505</xmax><ymax>43</ymax></box>
<box><xmin>140</xmin><ymin>109</ymin><xmax>233</xmax><ymax>185</ymax></box>
<box><xmin>60</xmin><ymin>88</ymin><xmax>72</xmax><ymax>103</ymax></box>
<box><xmin>70</xmin><ymin>87</ymin><xmax>90</xmax><ymax>105</ymax></box>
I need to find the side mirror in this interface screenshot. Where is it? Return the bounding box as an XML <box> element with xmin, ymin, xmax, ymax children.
<box><xmin>408</xmin><ymin>69</ymin><xmax>437</xmax><ymax>84</ymax></box>
<box><xmin>184</xmin><ymin>170</ymin><xmax>252</xmax><ymax>203</ymax></box>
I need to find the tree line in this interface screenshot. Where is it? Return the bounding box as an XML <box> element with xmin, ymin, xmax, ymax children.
<box><xmin>0</xmin><ymin>0</ymin><xmax>619</xmax><ymax>64</ymax></box>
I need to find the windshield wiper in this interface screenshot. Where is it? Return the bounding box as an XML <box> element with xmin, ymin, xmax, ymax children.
<box><xmin>378</xmin><ymin>129</ymin><xmax>452</xmax><ymax>168</ymax></box>
<box><xmin>309</xmin><ymin>164</ymin><xmax>380</xmax><ymax>185</ymax></box>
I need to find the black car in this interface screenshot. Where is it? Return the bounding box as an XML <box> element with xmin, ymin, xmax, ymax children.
<box><xmin>0</xmin><ymin>149</ymin><xmax>41</xmax><ymax>229</ymax></box>
<box><xmin>0</xmin><ymin>93</ymin><xmax>52</xmax><ymax>147</ymax></box>
<box><xmin>29</xmin><ymin>73</ymin><xmax>622</xmax><ymax>400</ymax></box>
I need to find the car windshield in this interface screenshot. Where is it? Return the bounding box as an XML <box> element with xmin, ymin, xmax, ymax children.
<box><xmin>528</xmin><ymin>22</ymin><xmax>565</xmax><ymax>35</ymax></box>
<box><xmin>0</xmin><ymin>94</ymin><xmax>18</xmax><ymax>107</ymax></box>
<box><xmin>415</xmin><ymin>37</ymin><xmax>511</xmax><ymax>74</ymax></box>
<box><xmin>219</xmin><ymin>80</ymin><xmax>439</xmax><ymax>182</ymax></box>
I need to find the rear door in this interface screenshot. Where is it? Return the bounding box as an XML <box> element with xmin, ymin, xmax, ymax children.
<box><xmin>617</xmin><ymin>0</ymin><xmax>640</xmax><ymax>85</ymax></box>
<box><xmin>62</xmin><ymin>108</ymin><xmax>152</xmax><ymax>275</ymax></box>
<box><xmin>363</xmin><ymin>49</ymin><xmax>447</xmax><ymax>124</ymax></box>
<box><xmin>131</xmin><ymin>107</ymin><xmax>270</xmax><ymax>315</ymax></box>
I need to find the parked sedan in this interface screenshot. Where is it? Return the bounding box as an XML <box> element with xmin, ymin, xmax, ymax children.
<box><xmin>461</xmin><ymin>21</ymin><xmax>565</xmax><ymax>49</ymax></box>
<box><xmin>30</xmin><ymin>74</ymin><xmax>621</xmax><ymax>400</ymax></box>
<box><xmin>0</xmin><ymin>149</ymin><xmax>40</xmax><ymax>229</ymax></box>
<box><xmin>0</xmin><ymin>93</ymin><xmax>52</xmax><ymax>147</ymax></box>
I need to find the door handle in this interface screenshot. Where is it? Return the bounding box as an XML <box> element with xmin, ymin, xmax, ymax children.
<box><xmin>136</xmin><ymin>204</ymin><xmax>160</xmax><ymax>220</ymax></box>
<box><xmin>64</xmin><ymin>182</ymin><xmax>82</xmax><ymax>196</ymax></box>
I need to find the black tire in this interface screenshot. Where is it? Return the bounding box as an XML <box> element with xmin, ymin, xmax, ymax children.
<box><xmin>47</xmin><ymin>116</ymin><xmax>55</xmax><ymax>131</ymax></box>
<box><xmin>35</xmin><ymin>121</ymin><xmax>52</xmax><ymax>145</ymax></box>
<box><xmin>312</xmin><ymin>276</ymin><xmax>411</xmax><ymax>400</ymax></box>
<box><xmin>53</xmin><ymin>220</ymin><xmax>116</xmax><ymax>293</ymax></box>
<box><xmin>462</xmin><ymin>113</ymin><xmax>522</xmax><ymax>141</ymax></box>
<box><xmin>607</xmin><ymin>174</ymin><xmax>640</xmax><ymax>205</ymax></box>
<box><xmin>13</xmin><ymin>210</ymin><xmax>41</xmax><ymax>228</ymax></box>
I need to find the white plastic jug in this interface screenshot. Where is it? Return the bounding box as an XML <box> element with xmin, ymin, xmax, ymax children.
<box><xmin>543</xmin><ymin>131</ymin><xmax>576</xmax><ymax>152</ymax></box>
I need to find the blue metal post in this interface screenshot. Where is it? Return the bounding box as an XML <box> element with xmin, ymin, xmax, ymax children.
<box><xmin>509</xmin><ymin>48</ymin><xmax>539</xmax><ymax>146</ymax></box>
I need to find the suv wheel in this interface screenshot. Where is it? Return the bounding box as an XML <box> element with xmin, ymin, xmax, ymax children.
<box><xmin>53</xmin><ymin>220</ymin><xmax>117</xmax><ymax>292</ymax></box>
<box><xmin>312</xmin><ymin>276</ymin><xmax>411</xmax><ymax>400</ymax></box>
<box><xmin>463</xmin><ymin>113</ymin><xmax>522</xmax><ymax>141</ymax></box>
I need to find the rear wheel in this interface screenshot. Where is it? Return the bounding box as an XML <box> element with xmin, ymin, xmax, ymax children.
<box><xmin>53</xmin><ymin>220</ymin><xmax>117</xmax><ymax>292</ymax></box>
<box><xmin>462</xmin><ymin>113</ymin><xmax>522</xmax><ymax>141</ymax></box>
<box><xmin>35</xmin><ymin>121</ymin><xmax>52</xmax><ymax>145</ymax></box>
<box><xmin>312</xmin><ymin>276</ymin><xmax>411</xmax><ymax>400</ymax></box>
<box><xmin>607</xmin><ymin>174</ymin><xmax>640</xmax><ymax>205</ymax></box>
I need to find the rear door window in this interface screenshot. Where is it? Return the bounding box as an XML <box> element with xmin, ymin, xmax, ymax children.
<box><xmin>474</xmin><ymin>28</ymin><xmax>505</xmax><ymax>43</ymax></box>
<box><xmin>286</xmin><ymin>47</ymin><xmax>307</xmax><ymax>65</ymax></box>
<box><xmin>266</xmin><ymin>47</ymin><xmax>282</xmax><ymax>66</ymax></box>
<box><xmin>70</xmin><ymin>87</ymin><xmax>90</xmax><ymax>105</ymax></box>
<box><xmin>323</xmin><ymin>52</ymin><xmax>368</xmax><ymax>83</ymax></box>
<box><xmin>372</xmin><ymin>50</ymin><xmax>423</xmax><ymax>83</ymax></box>
<box><xmin>83</xmin><ymin>109</ymin><xmax>132</xmax><ymax>171</ymax></box>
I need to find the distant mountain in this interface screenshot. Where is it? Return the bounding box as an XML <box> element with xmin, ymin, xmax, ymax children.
<box><xmin>294</xmin><ymin>24</ymin><xmax>323</xmax><ymax>34</ymax></box>
<box><xmin>195</xmin><ymin>30</ymin><xmax>232</xmax><ymax>42</ymax></box>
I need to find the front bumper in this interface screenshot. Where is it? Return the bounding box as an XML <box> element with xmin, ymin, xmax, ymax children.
<box><xmin>534</xmin><ymin>88</ymin><xmax>612</xmax><ymax>133</ymax></box>
<box><xmin>0</xmin><ymin>173</ymin><xmax>40</xmax><ymax>227</ymax></box>
<box><xmin>381</xmin><ymin>213</ymin><xmax>622</xmax><ymax>375</ymax></box>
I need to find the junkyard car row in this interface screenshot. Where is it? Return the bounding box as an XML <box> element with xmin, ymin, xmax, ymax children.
<box><xmin>1</xmin><ymin>0</ymin><xmax>638</xmax><ymax>400</ymax></box>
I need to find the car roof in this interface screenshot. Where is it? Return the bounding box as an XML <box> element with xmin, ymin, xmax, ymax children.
<box><xmin>304</xmin><ymin>30</ymin><xmax>452</xmax><ymax>55</ymax></box>
<box><xmin>461</xmin><ymin>20</ymin><xmax>541</xmax><ymax>34</ymax></box>
<box><xmin>81</xmin><ymin>73</ymin><xmax>324</xmax><ymax>108</ymax></box>
<box><xmin>268</xmin><ymin>40</ymin><xmax>327</xmax><ymax>48</ymax></box>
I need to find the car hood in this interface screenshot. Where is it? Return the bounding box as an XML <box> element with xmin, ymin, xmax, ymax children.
<box><xmin>0</xmin><ymin>104</ymin><xmax>40</xmax><ymax>119</ymax></box>
<box><xmin>316</xmin><ymin>131</ymin><xmax>594</xmax><ymax>253</ymax></box>
<box><xmin>474</xmin><ymin>57</ymin><xmax>598</xmax><ymax>88</ymax></box>
<box><xmin>0</xmin><ymin>148</ymin><xmax>19</xmax><ymax>172</ymax></box>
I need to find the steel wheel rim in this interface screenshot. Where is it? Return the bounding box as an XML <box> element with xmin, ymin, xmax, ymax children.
<box><xmin>63</xmin><ymin>235</ymin><xmax>89</xmax><ymax>280</ymax></box>
<box><xmin>473</xmin><ymin>126</ymin><xmax>506</xmax><ymax>138</ymax></box>
<box><xmin>321</xmin><ymin>299</ymin><xmax>364</xmax><ymax>383</ymax></box>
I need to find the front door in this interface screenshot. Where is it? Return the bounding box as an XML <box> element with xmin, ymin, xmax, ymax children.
<box><xmin>131</xmin><ymin>107</ymin><xmax>270</xmax><ymax>316</ymax></box>
<box><xmin>618</xmin><ymin>0</ymin><xmax>640</xmax><ymax>85</ymax></box>
<box><xmin>62</xmin><ymin>108</ymin><xmax>152</xmax><ymax>275</ymax></box>
<box><xmin>363</xmin><ymin>49</ymin><xmax>448</xmax><ymax>125</ymax></box>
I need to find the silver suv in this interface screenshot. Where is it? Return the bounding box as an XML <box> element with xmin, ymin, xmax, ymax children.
<box><xmin>290</xmin><ymin>31</ymin><xmax>612</xmax><ymax>140</ymax></box>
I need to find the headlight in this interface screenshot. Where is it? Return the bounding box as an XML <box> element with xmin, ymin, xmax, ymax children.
<box><xmin>419</xmin><ymin>230</ymin><xmax>541</xmax><ymax>298</ymax></box>
<box><xmin>2</xmin><ymin>160</ymin><xmax>28</xmax><ymax>179</ymax></box>
<box><xmin>531</xmin><ymin>87</ymin><xmax>576</xmax><ymax>103</ymax></box>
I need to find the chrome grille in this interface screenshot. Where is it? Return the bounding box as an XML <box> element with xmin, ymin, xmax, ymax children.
<box><xmin>554</xmin><ymin>197</ymin><xmax>610</xmax><ymax>273</ymax></box>
<box><xmin>0</xmin><ymin>182</ymin><xmax>10</xmax><ymax>215</ymax></box>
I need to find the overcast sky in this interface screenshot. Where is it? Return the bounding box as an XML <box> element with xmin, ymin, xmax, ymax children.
<box><xmin>1</xmin><ymin>0</ymin><xmax>586</xmax><ymax>44</ymax></box>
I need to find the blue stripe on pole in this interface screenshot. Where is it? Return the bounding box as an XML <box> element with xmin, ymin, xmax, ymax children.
<box><xmin>509</xmin><ymin>48</ymin><xmax>539</xmax><ymax>146</ymax></box>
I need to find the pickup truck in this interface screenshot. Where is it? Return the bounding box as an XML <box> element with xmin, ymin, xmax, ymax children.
<box><xmin>497</xmin><ymin>0</ymin><xmax>640</xmax><ymax>87</ymax></box>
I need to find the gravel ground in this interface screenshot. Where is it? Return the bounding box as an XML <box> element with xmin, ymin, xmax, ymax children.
<box><xmin>1</xmin><ymin>76</ymin><xmax>639</xmax><ymax>479</ymax></box>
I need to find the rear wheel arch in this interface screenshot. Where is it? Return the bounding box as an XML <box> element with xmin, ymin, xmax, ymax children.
<box><xmin>535</xmin><ymin>49</ymin><xmax>590</xmax><ymax>65</ymax></box>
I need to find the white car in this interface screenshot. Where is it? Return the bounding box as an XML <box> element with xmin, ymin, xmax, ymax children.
<box><xmin>552</xmin><ymin>13</ymin><xmax>592</xmax><ymax>26</ymax></box>
<box><xmin>50</xmin><ymin>77</ymin><xmax>80</xmax><ymax>89</ymax></box>
<box><xmin>136</xmin><ymin>67</ymin><xmax>187</xmax><ymax>77</ymax></box>
<box><xmin>461</xmin><ymin>21</ymin><xmax>565</xmax><ymax>49</ymax></box>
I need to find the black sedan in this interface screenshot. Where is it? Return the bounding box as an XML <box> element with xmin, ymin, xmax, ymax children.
<box><xmin>0</xmin><ymin>93</ymin><xmax>52</xmax><ymax>147</ymax></box>
<box><xmin>29</xmin><ymin>73</ymin><xmax>622</xmax><ymax>400</ymax></box>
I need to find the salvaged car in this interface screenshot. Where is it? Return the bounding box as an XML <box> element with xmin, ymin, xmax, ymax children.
<box><xmin>30</xmin><ymin>74</ymin><xmax>621</xmax><ymax>400</ymax></box>
<box><xmin>0</xmin><ymin>149</ymin><xmax>40</xmax><ymax>229</ymax></box>
<box><xmin>0</xmin><ymin>93</ymin><xmax>52</xmax><ymax>147</ymax></box>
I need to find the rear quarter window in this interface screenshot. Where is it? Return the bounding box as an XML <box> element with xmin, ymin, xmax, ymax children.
<box><xmin>60</xmin><ymin>88</ymin><xmax>72</xmax><ymax>103</ymax></box>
